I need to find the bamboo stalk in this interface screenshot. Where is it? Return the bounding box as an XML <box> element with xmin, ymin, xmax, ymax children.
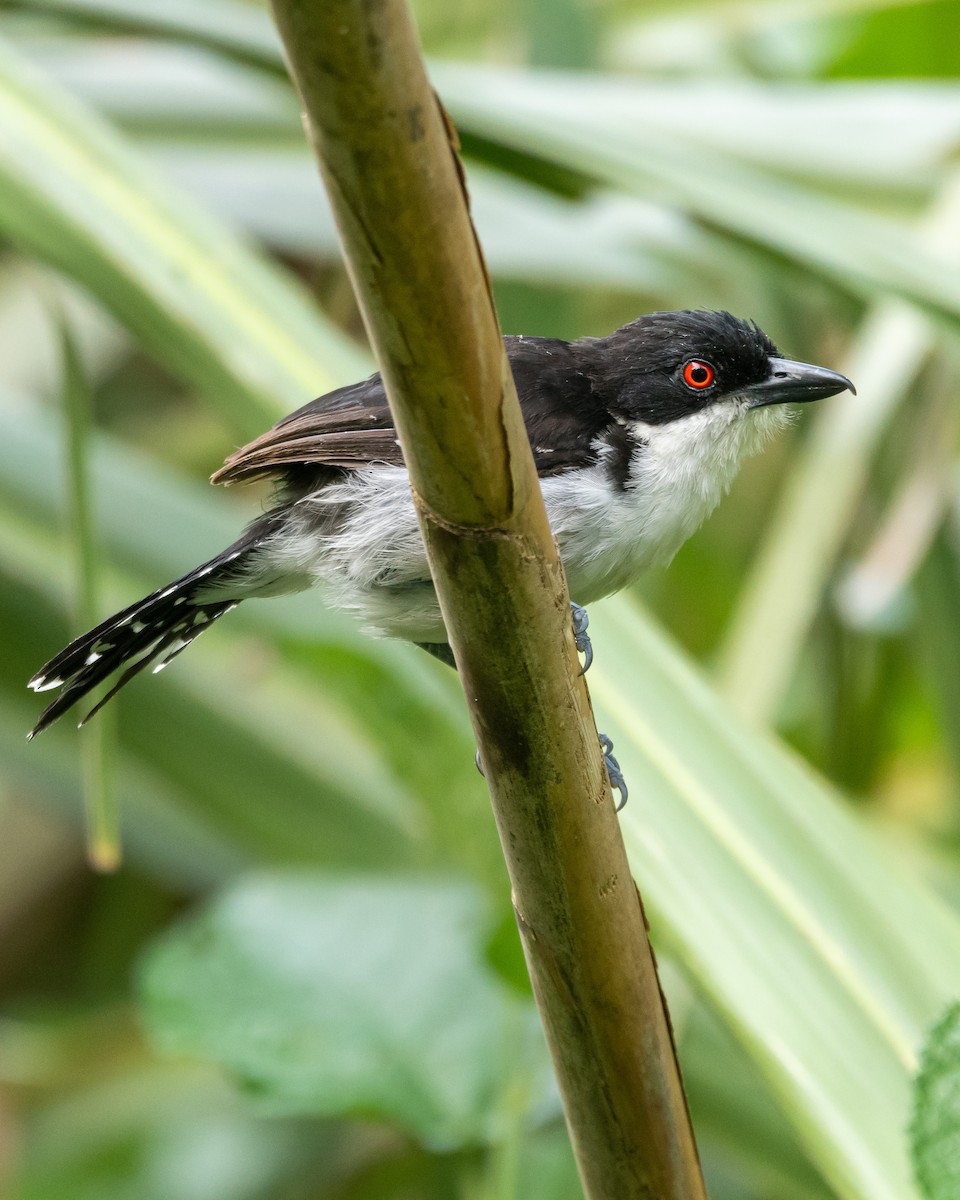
<box><xmin>268</xmin><ymin>2</ymin><xmax>707</xmax><ymax>1194</ymax></box>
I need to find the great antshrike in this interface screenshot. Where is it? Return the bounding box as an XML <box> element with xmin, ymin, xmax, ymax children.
<box><xmin>29</xmin><ymin>309</ymin><xmax>853</xmax><ymax>802</ymax></box>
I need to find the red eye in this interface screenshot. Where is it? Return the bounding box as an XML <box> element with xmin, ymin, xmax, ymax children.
<box><xmin>682</xmin><ymin>360</ymin><xmax>715</xmax><ymax>390</ymax></box>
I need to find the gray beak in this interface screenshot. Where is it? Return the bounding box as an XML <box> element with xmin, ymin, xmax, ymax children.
<box><xmin>748</xmin><ymin>357</ymin><xmax>856</xmax><ymax>408</ymax></box>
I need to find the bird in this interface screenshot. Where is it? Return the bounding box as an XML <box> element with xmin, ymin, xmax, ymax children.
<box><xmin>28</xmin><ymin>309</ymin><xmax>853</xmax><ymax>752</ymax></box>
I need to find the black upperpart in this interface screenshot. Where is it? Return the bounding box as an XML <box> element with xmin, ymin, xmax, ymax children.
<box><xmin>213</xmin><ymin>308</ymin><xmax>848</xmax><ymax>494</ymax></box>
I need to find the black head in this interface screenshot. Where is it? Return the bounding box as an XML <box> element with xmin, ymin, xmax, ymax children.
<box><xmin>595</xmin><ymin>310</ymin><xmax>853</xmax><ymax>424</ymax></box>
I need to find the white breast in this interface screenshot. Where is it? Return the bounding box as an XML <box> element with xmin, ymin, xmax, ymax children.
<box><xmin>543</xmin><ymin>400</ymin><xmax>791</xmax><ymax>604</ymax></box>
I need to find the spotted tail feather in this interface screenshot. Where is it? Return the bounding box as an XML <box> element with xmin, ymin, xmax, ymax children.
<box><xmin>28</xmin><ymin>548</ymin><xmax>247</xmax><ymax>738</ymax></box>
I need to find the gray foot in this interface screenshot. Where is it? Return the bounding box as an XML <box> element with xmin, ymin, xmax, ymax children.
<box><xmin>600</xmin><ymin>734</ymin><xmax>628</xmax><ymax>811</ymax></box>
<box><xmin>570</xmin><ymin>602</ymin><xmax>593</xmax><ymax>674</ymax></box>
<box><xmin>479</xmin><ymin>735</ymin><xmax>627</xmax><ymax>810</ymax></box>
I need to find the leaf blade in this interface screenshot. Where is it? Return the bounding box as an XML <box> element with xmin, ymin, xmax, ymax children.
<box><xmin>0</xmin><ymin>36</ymin><xmax>367</xmax><ymax>435</ymax></box>
<box><xmin>590</xmin><ymin>597</ymin><xmax>960</xmax><ymax>1200</ymax></box>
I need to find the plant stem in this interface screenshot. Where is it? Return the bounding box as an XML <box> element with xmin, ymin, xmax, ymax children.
<box><xmin>59</xmin><ymin>316</ymin><xmax>120</xmax><ymax>872</ymax></box>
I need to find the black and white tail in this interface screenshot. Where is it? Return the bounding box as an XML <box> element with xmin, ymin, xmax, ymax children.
<box><xmin>28</xmin><ymin>542</ymin><xmax>252</xmax><ymax>738</ymax></box>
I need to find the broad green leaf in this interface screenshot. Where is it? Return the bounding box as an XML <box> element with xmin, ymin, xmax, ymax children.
<box><xmin>910</xmin><ymin>1002</ymin><xmax>960</xmax><ymax>1200</ymax></box>
<box><xmin>589</xmin><ymin>596</ymin><xmax>960</xmax><ymax>1200</ymax></box>
<box><xmin>23</xmin><ymin>32</ymin><xmax>960</xmax><ymax>331</ymax></box>
<box><xmin>433</xmin><ymin>67</ymin><xmax>960</xmax><ymax>329</ymax></box>
<box><xmin>912</xmin><ymin>1003</ymin><xmax>960</xmax><ymax>1200</ymax></box>
<box><xmin>153</xmin><ymin>147</ymin><xmax>735</xmax><ymax>297</ymax></box>
<box><xmin>139</xmin><ymin>875</ymin><xmax>555</xmax><ymax>1148</ymax></box>
<box><xmin>15</xmin><ymin>32</ymin><xmax>960</xmax><ymax>196</ymax></box>
<box><xmin>15</xmin><ymin>33</ymin><xmax>960</xmax><ymax>323</ymax></box>
<box><xmin>683</xmin><ymin>1002</ymin><xmax>836</xmax><ymax>1200</ymax></box>
<box><xmin>718</xmin><ymin>175</ymin><xmax>960</xmax><ymax>723</ymax></box>
<box><xmin>0</xmin><ymin>36</ymin><xmax>773</xmax><ymax>299</ymax></box>
<box><xmin>0</xmin><ymin>36</ymin><xmax>366</xmax><ymax>437</ymax></box>
<box><xmin>445</xmin><ymin>73</ymin><xmax>960</xmax><ymax>198</ymax></box>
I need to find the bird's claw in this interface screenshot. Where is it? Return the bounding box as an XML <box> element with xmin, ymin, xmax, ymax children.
<box><xmin>478</xmin><ymin>735</ymin><xmax>627</xmax><ymax>810</ymax></box>
<box><xmin>600</xmin><ymin>733</ymin><xmax>628</xmax><ymax>811</ymax></box>
<box><xmin>570</xmin><ymin>602</ymin><xmax>593</xmax><ymax>674</ymax></box>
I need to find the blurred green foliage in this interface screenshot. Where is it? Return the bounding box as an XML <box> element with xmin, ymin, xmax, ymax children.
<box><xmin>1</xmin><ymin>1</ymin><xmax>960</xmax><ymax>1198</ymax></box>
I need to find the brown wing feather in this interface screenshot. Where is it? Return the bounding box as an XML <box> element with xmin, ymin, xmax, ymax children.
<box><xmin>212</xmin><ymin>335</ymin><xmax>612</xmax><ymax>487</ymax></box>
<box><xmin>211</xmin><ymin>409</ymin><xmax>404</xmax><ymax>485</ymax></box>
<box><xmin>211</xmin><ymin>364</ymin><xmax>402</xmax><ymax>485</ymax></box>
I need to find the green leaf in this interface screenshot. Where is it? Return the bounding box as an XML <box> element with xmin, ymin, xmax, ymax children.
<box><xmin>434</xmin><ymin>67</ymin><xmax>960</xmax><ymax>328</ymax></box>
<box><xmin>910</xmin><ymin>1002</ymin><xmax>960</xmax><ymax>1200</ymax></box>
<box><xmin>716</xmin><ymin>175</ymin><xmax>960</xmax><ymax>723</ymax></box>
<box><xmin>0</xmin><ymin>38</ymin><xmax>755</xmax><ymax>298</ymax></box>
<box><xmin>18</xmin><ymin>25</ymin><xmax>960</xmax><ymax>198</ymax></box>
<box><xmin>589</xmin><ymin>596</ymin><xmax>960</xmax><ymax>1200</ymax></box>
<box><xmin>138</xmin><ymin>875</ymin><xmax>554</xmax><ymax>1148</ymax></box>
<box><xmin>12</xmin><ymin>1063</ymin><xmax>322</xmax><ymax>1200</ymax></box>
<box><xmin>0</xmin><ymin>36</ymin><xmax>366</xmax><ymax>436</ymax></box>
<box><xmin>716</xmin><ymin>297</ymin><xmax>932</xmax><ymax>722</ymax></box>
<box><xmin>57</xmin><ymin>313</ymin><xmax>120</xmax><ymax>871</ymax></box>
<box><xmin>4</xmin><ymin>0</ymin><xmax>286</xmax><ymax>77</ymax></box>
<box><xmin>683</xmin><ymin>1001</ymin><xmax>836</xmax><ymax>1200</ymax></box>
<box><xmin>154</xmin><ymin>146</ymin><xmax>733</xmax><ymax>296</ymax></box>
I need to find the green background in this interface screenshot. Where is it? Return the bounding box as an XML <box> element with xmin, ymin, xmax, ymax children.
<box><xmin>1</xmin><ymin>1</ymin><xmax>960</xmax><ymax>1197</ymax></box>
